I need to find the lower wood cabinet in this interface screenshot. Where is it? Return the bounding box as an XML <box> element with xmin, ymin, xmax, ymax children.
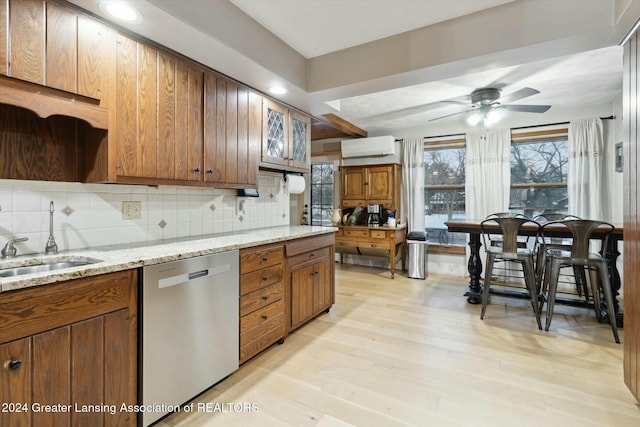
<box><xmin>0</xmin><ymin>270</ymin><xmax>137</xmax><ymax>427</ymax></box>
<box><xmin>285</xmin><ymin>234</ymin><xmax>335</xmax><ymax>331</ymax></box>
<box><xmin>239</xmin><ymin>233</ymin><xmax>336</xmax><ymax>364</ymax></box>
<box><xmin>239</xmin><ymin>243</ymin><xmax>286</xmax><ymax>364</ymax></box>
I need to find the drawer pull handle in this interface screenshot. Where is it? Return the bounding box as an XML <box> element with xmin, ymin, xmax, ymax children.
<box><xmin>261</xmin><ymin>314</ymin><xmax>268</xmax><ymax>320</ymax></box>
<box><xmin>309</xmin><ymin>252</ymin><xmax>315</xmax><ymax>257</ymax></box>
<box><xmin>4</xmin><ymin>359</ymin><xmax>21</xmax><ymax>370</ymax></box>
<box><xmin>262</xmin><ymin>276</ymin><xmax>268</xmax><ymax>281</ymax></box>
<box><xmin>371</xmin><ymin>244</ymin><xmax>376</xmax><ymax>248</ymax></box>
<box><xmin>261</xmin><ymin>256</ymin><xmax>268</xmax><ymax>262</ymax></box>
<box><xmin>262</xmin><ymin>295</ymin><xmax>269</xmax><ymax>300</ymax></box>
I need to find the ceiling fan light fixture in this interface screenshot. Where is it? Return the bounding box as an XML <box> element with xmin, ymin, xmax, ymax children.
<box><xmin>466</xmin><ymin>111</ymin><xmax>483</xmax><ymax>126</ymax></box>
<box><xmin>484</xmin><ymin>108</ymin><xmax>503</xmax><ymax>126</ymax></box>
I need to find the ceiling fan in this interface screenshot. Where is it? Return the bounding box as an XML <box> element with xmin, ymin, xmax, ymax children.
<box><xmin>429</xmin><ymin>87</ymin><xmax>551</xmax><ymax>125</ymax></box>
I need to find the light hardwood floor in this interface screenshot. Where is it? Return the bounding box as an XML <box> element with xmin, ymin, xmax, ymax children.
<box><xmin>158</xmin><ymin>264</ymin><xmax>640</xmax><ymax>427</ymax></box>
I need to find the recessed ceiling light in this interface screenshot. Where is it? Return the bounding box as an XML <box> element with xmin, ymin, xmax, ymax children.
<box><xmin>99</xmin><ymin>1</ymin><xmax>143</xmax><ymax>23</ymax></box>
<box><xmin>268</xmin><ymin>86</ymin><xmax>287</xmax><ymax>95</ymax></box>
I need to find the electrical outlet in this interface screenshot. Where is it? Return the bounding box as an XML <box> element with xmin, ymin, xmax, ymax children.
<box><xmin>122</xmin><ymin>201</ymin><xmax>142</xmax><ymax>220</ymax></box>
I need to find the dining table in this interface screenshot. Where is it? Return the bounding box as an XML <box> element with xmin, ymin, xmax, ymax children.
<box><xmin>445</xmin><ymin>219</ymin><xmax>624</xmax><ymax>327</ymax></box>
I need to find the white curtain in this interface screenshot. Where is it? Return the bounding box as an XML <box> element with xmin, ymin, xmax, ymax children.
<box><xmin>402</xmin><ymin>137</ymin><xmax>425</xmax><ymax>232</ymax></box>
<box><xmin>465</xmin><ymin>128</ymin><xmax>511</xmax><ymax>220</ymax></box>
<box><xmin>568</xmin><ymin>118</ymin><xmax>605</xmax><ymax>219</ymax></box>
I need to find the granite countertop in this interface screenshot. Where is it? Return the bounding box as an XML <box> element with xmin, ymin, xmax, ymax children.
<box><xmin>0</xmin><ymin>225</ymin><xmax>336</xmax><ymax>293</ymax></box>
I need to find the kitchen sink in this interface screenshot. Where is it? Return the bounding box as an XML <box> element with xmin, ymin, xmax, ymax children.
<box><xmin>0</xmin><ymin>257</ymin><xmax>102</xmax><ymax>278</ymax></box>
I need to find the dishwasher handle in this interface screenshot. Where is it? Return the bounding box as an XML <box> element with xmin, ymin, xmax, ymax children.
<box><xmin>188</xmin><ymin>269</ymin><xmax>209</xmax><ymax>280</ymax></box>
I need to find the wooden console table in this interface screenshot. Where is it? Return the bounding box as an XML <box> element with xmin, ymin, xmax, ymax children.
<box><xmin>335</xmin><ymin>224</ymin><xmax>407</xmax><ymax>278</ymax></box>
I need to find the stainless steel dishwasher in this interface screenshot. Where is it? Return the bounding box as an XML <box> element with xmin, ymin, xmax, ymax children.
<box><xmin>141</xmin><ymin>250</ymin><xmax>239</xmax><ymax>426</ymax></box>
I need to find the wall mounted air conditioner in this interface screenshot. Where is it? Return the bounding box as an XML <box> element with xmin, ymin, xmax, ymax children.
<box><xmin>341</xmin><ymin>136</ymin><xmax>396</xmax><ymax>158</ymax></box>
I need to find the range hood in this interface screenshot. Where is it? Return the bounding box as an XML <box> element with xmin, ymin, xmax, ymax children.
<box><xmin>341</xmin><ymin>135</ymin><xmax>396</xmax><ymax>158</ymax></box>
<box><xmin>0</xmin><ymin>76</ymin><xmax>108</xmax><ymax>129</ymax></box>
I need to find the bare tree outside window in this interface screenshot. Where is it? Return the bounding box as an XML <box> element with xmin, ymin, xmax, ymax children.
<box><xmin>424</xmin><ymin>145</ymin><xmax>467</xmax><ymax>245</ymax></box>
<box><xmin>310</xmin><ymin>163</ymin><xmax>334</xmax><ymax>226</ymax></box>
<box><xmin>510</xmin><ymin>138</ymin><xmax>568</xmax><ymax>218</ymax></box>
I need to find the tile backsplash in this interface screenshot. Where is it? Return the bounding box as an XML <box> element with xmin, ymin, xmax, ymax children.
<box><xmin>0</xmin><ymin>172</ymin><xmax>290</xmax><ymax>256</ymax></box>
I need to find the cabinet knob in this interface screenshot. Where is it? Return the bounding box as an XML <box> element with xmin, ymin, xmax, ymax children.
<box><xmin>194</xmin><ymin>167</ymin><xmax>201</xmax><ymax>173</ymax></box>
<box><xmin>262</xmin><ymin>256</ymin><xmax>268</xmax><ymax>262</ymax></box>
<box><xmin>309</xmin><ymin>252</ymin><xmax>315</xmax><ymax>257</ymax></box>
<box><xmin>262</xmin><ymin>295</ymin><xmax>269</xmax><ymax>301</ymax></box>
<box><xmin>261</xmin><ymin>314</ymin><xmax>268</xmax><ymax>320</ymax></box>
<box><xmin>262</xmin><ymin>276</ymin><xmax>268</xmax><ymax>281</ymax></box>
<box><xmin>4</xmin><ymin>359</ymin><xmax>22</xmax><ymax>370</ymax></box>
<box><xmin>206</xmin><ymin>168</ymin><xmax>213</xmax><ymax>174</ymax></box>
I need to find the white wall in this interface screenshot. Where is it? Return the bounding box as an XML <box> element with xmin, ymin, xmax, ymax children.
<box><xmin>0</xmin><ymin>172</ymin><xmax>290</xmax><ymax>256</ymax></box>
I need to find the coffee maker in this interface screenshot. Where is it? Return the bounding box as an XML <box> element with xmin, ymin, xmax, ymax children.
<box><xmin>368</xmin><ymin>204</ymin><xmax>384</xmax><ymax>226</ymax></box>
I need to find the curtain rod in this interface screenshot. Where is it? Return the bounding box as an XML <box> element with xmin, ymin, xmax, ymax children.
<box><xmin>510</xmin><ymin>115</ymin><xmax>615</xmax><ymax>130</ymax></box>
<box><xmin>418</xmin><ymin>115</ymin><xmax>616</xmax><ymax>140</ymax></box>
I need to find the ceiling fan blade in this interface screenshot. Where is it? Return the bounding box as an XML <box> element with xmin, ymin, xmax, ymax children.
<box><xmin>440</xmin><ymin>100</ymin><xmax>469</xmax><ymax>106</ymax></box>
<box><xmin>498</xmin><ymin>87</ymin><xmax>540</xmax><ymax>104</ymax></box>
<box><xmin>502</xmin><ymin>104</ymin><xmax>551</xmax><ymax>113</ymax></box>
<box><xmin>428</xmin><ymin>108</ymin><xmax>474</xmax><ymax>121</ymax></box>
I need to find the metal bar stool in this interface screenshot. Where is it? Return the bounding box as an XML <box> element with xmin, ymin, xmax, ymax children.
<box><xmin>537</xmin><ymin>219</ymin><xmax>620</xmax><ymax>343</ymax></box>
<box><xmin>480</xmin><ymin>213</ymin><xmax>542</xmax><ymax>330</ymax></box>
<box><xmin>533</xmin><ymin>214</ymin><xmax>588</xmax><ymax>301</ymax></box>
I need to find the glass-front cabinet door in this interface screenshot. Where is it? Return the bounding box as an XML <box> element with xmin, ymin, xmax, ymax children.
<box><xmin>289</xmin><ymin>111</ymin><xmax>311</xmax><ymax>170</ymax></box>
<box><xmin>262</xmin><ymin>99</ymin><xmax>289</xmax><ymax>167</ymax></box>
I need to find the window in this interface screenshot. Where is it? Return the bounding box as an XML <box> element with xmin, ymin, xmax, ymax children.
<box><xmin>424</xmin><ymin>140</ymin><xmax>467</xmax><ymax>246</ymax></box>
<box><xmin>509</xmin><ymin>130</ymin><xmax>568</xmax><ymax>218</ymax></box>
<box><xmin>310</xmin><ymin>163</ymin><xmax>334</xmax><ymax>226</ymax></box>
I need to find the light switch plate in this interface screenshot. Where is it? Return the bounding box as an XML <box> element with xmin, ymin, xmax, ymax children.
<box><xmin>122</xmin><ymin>201</ymin><xmax>141</xmax><ymax>220</ymax></box>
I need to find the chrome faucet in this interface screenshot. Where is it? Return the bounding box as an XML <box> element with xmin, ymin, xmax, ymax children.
<box><xmin>1</xmin><ymin>237</ymin><xmax>28</xmax><ymax>259</ymax></box>
<box><xmin>45</xmin><ymin>201</ymin><xmax>58</xmax><ymax>255</ymax></box>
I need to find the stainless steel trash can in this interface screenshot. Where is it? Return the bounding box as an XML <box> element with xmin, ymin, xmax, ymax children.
<box><xmin>407</xmin><ymin>231</ymin><xmax>428</xmax><ymax>279</ymax></box>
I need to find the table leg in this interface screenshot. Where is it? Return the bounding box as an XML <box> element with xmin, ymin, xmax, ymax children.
<box><xmin>390</xmin><ymin>243</ymin><xmax>396</xmax><ymax>279</ymax></box>
<box><xmin>464</xmin><ymin>232</ymin><xmax>483</xmax><ymax>304</ymax></box>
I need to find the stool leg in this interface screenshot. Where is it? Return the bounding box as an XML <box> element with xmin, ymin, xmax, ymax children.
<box><xmin>523</xmin><ymin>258</ymin><xmax>542</xmax><ymax>330</ymax></box>
<box><xmin>545</xmin><ymin>260</ymin><xmax>562</xmax><ymax>332</ymax></box>
<box><xmin>596</xmin><ymin>261</ymin><xmax>620</xmax><ymax>343</ymax></box>
<box><xmin>481</xmin><ymin>254</ymin><xmax>495</xmax><ymax>320</ymax></box>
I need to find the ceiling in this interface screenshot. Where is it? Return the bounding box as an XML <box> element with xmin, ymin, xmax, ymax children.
<box><xmin>73</xmin><ymin>0</ymin><xmax>625</xmax><ymax>138</ymax></box>
<box><xmin>229</xmin><ymin>0</ymin><xmax>516</xmax><ymax>59</ymax></box>
<box><xmin>227</xmin><ymin>0</ymin><xmax>622</xmax><ymax>136</ymax></box>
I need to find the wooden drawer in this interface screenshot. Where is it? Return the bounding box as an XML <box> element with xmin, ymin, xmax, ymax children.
<box><xmin>335</xmin><ymin>238</ymin><xmax>356</xmax><ymax>248</ymax></box>
<box><xmin>363</xmin><ymin>241</ymin><xmax>391</xmax><ymax>250</ymax></box>
<box><xmin>287</xmin><ymin>246</ymin><xmax>330</xmax><ymax>267</ymax></box>
<box><xmin>0</xmin><ymin>270</ymin><xmax>136</xmax><ymax>344</ymax></box>
<box><xmin>240</xmin><ymin>281</ymin><xmax>283</xmax><ymax>316</ymax></box>
<box><xmin>240</xmin><ymin>244</ymin><xmax>283</xmax><ymax>274</ymax></box>
<box><xmin>343</xmin><ymin>229</ymin><xmax>369</xmax><ymax>238</ymax></box>
<box><xmin>370</xmin><ymin>229</ymin><xmax>387</xmax><ymax>239</ymax></box>
<box><xmin>240</xmin><ymin>264</ymin><xmax>283</xmax><ymax>295</ymax></box>
<box><xmin>240</xmin><ymin>312</ymin><xmax>284</xmax><ymax>348</ymax></box>
<box><xmin>284</xmin><ymin>233</ymin><xmax>335</xmax><ymax>257</ymax></box>
<box><xmin>240</xmin><ymin>298</ymin><xmax>285</xmax><ymax>333</ymax></box>
<box><xmin>239</xmin><ymin>316</ymin><xmax>285</xmax><ymax>364</ymax></box>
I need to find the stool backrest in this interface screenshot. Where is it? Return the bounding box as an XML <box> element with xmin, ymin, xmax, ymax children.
<box><xmin>481</xmin><ymin>213</ymin><xmax>539</xmax><ymax>254</ymax></box>
<box><xmin>541</xmin><ymin>219</ymin><xmax>614</xmax><ymax>259</ymax></box>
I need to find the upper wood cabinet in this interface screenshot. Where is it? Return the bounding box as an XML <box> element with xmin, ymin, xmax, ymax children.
<box><xmin>0</xmin><ymin>0</ymin><xmax>112</xmax><ymax>102</ymax></box>
<box><xmin>204</xmin><ymin>73</ymin><xmax>261</xmax><ymax>188</ymax></box>
<box><xmin>261</xmin><ymin>99</ymin><xmax>311</xmax><ymax>173</ymax></box>
<box><xmin>114</xmin><ymin>33</ymin><xmax>204</xmax><ymax>183</ymax></box>
<box><xmin>341</xmin><ymin>163</ymin><xmax>402</xmax><ymax>213</ymax></box>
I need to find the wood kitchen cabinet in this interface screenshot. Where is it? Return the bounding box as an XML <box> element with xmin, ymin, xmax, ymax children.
<box><xmin>341</xmin><ymin>163</ymin><xmax>402</xmax><ymax>212</ymax></box>
<box><xmin>205</xmin><ymin>74</ymin><xmax>261</xmax><ymax>188</ymax></box>
<box><xmin>0</xmin><ymin>270</ymin><xmax>138</xmax><ymax>427</ymax></box>
<box><xmin>239</xmin><ymin>244</ymin><xmax>286</xmax><ymax>364</ymax></box>
<box><xmin>261</xmin><ymin>98</ymin><xmax>311</xmax><ymax>173</ymax></box>
<box><xmin>0</xmin><ymin>0</ymin><xmax>113</xmax><ymax>102</ymax></box>
<box><xmin>114</xmin><ymin>33</ymin><xmax>204</xmax><ymax>183</ymax></box>
<box><xmin>285</xmin><ymin>234</ymin><xmax>335</xmax><ymax>331</ymax></box>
